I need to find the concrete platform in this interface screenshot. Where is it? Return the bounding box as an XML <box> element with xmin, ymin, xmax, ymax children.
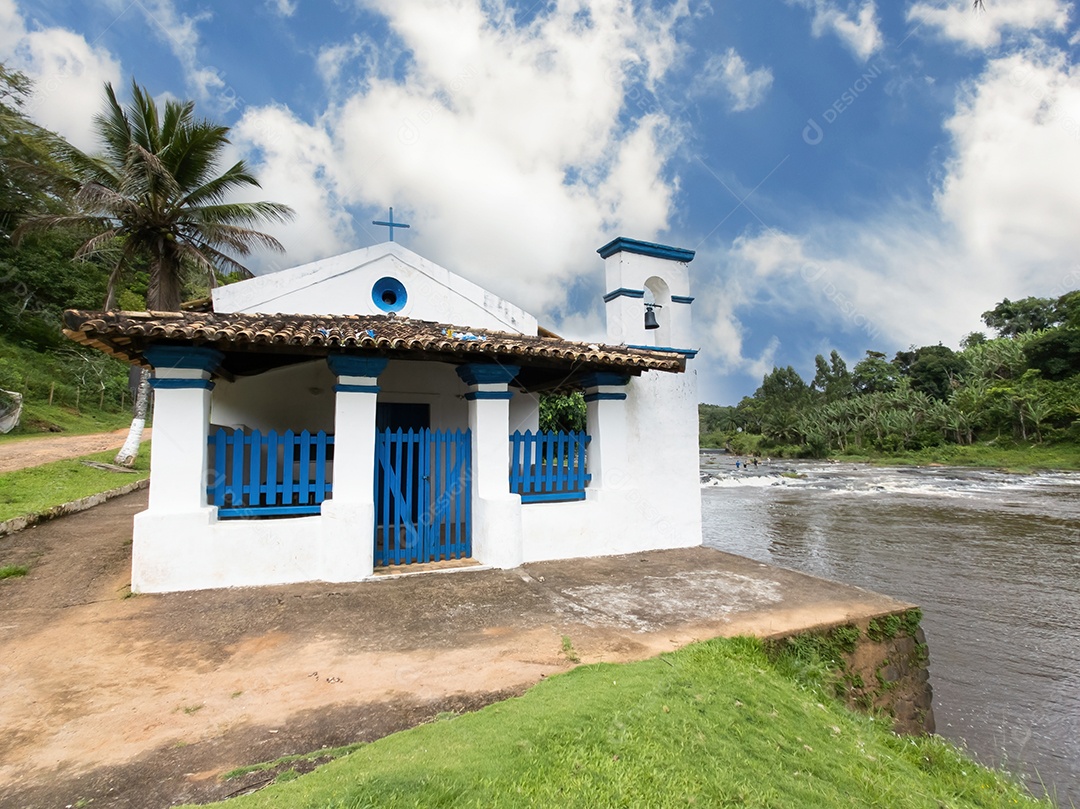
<box><xmin>0</xmin><ymin>489</ymin><xmax>915</xmax><ymax>808</ymax></box>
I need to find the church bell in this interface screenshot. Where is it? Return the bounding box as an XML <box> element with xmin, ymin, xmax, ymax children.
<box><xmin>644</xmin><ymin>303</ymin><xmax>661</xmax><ymax>330</ymax></box>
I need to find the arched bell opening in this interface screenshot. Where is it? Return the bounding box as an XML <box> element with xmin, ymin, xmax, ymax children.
<box><xmin>643</xmin><ymin>276</ymin><xmax>672</xmax><ymax>344</ymax></box>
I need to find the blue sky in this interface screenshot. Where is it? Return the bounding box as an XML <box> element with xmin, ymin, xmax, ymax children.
<box><xmin>4</xmin><ymin>0</ymin><xmax>1079</xmax><ymax>403</ymax></box>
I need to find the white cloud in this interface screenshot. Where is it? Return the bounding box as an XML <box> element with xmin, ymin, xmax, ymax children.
<box><xmin>237</xmin><ymin>0</ymin><xmax>693</xmax><ymax>317</ymax></box>
<box><xmin>785</xmin><ymin>0</ymin><xmax>883</xmax><ymax>61</ymax></box>
<box><xmin>697</xmin><ymin>48</ymin><xmax>774</xmax><ymax>111</ymax></box>
<box><xmin>0</xmin><ymin>0</ymin><xmax>122</xmax><ymax>151</ymax></box>
<box><xmin>230</xmin><ymin>104</ymin><xmax>356</xmax><ymax>267</ymax></box>
<box><xmin>0</xmin><ymin>0</ymin><xmax>21</xmax><ymax>54</ymax></box>
<box><xmin>268</xmin><ymin>0</ymin><xmax>297</xmax><ymax>17</ymax></box>
<box><xmin>315</xmin><ymin>33</ymin><xmax>387</xmax><ymax>97</ymax></box>
<box><xmin>104</xmin><ymin>0</ymin><xmax>237</xmax><ymax>111</ymax></box>
<box><xmin>907</xmin><ymin>0</ymin><xmax>1069</xmax><ymax>50</ymax></box>
<box><xmin>937</xmin><ymin>49</ymin><xmax>1080</xmax><ymax>278</ymax></box>
<box><xmin>697</xmin><ymin>45</ymin><xmax>1080</xmax><ymax>383</ymax></box>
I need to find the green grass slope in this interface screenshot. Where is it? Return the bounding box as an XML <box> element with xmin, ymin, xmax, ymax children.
<box><xmin>0</xmin><ymin>335</ymin><xmax>134</xmax><ymax>440</ymax></box>
<box><xmin>0</xmin><ymin>448</ymin><xmax>149</xmax><ymax>523</ymax></box>
<box><xmin>188</xmin><ymin>638</ymin><xmax>1050</xmax><ymax>809</ymax></box>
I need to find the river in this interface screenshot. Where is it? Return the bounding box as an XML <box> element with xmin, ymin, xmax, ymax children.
<box><xmin>699</xmin><ymin>454</ymin><xmax>1080</xmax><ymax>805</ymax></box>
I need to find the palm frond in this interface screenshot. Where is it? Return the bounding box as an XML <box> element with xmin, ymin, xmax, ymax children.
<box><xmin>73</xmin><ymin>228</ymin><xmax>121</xmax><ymax>260</ymax></box>
<box><xmin>94</xmin><ymin>83</ymin><xmax>133</xmax><ymax>169</ymax></box>
<box><xmin>187</xmin><ymin>201</ymin><xmax>294</xmax><ymax>227</ymax></box>
<box><xmin>11</xmin><ymin>213</ymin><xmax>112</xmax><ymax>244</ymax></box>
<box><xmin>75</xmin><ymin>181</ymin><xmax>145</xmax><ymax>220</ymax></box>
<box><xmin>186</xmin><ymin>241</ymin><xmax>253</xmax><ymax>278</ymax></box>
<box><xmin>124</xmin><ymin>142</ymin><xmax>184</xmax><ymax>215</ymax></box>
<box><xmin>167</xmin><ymin>122</ymin><xmax>232</xmax><ymax>189</ymax></box>
<box><xmin>183</xmin><ymin>223</ymin><xmax>283</xmax><ymax>257</ymax></box>
<box><xmin>158</xmin><ymin>94</ymin><xmax>195</xmax><ymax>151</ymax></box>
<box><xmin>181</xmin><ymin>163</ymin><xmax>264</xmax><ymax>207</ymax></box>
<box><xmin>128</xmin><ymin>80</ymin><xmax>163</xmax><ymax>154</ymax></box>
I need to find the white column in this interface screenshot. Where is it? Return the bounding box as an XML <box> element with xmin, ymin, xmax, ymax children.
<box><xmin>142</xmin><ymin>346</ymin><xmax>223</xmax><ymax>513</ymax></box>
<box><xmin>456</xmin><ymin>363</ymin><xmax>523</xmax><ymax>568</ymax></box>
<box><xmin>131</xmin><ymin>345</ymin><xmax>223</xmax><ymax>593</ymax></box>
<box><xmin>320</xmin><ymin>355</ymin><xmax>388</xmax><ymax>581</ymax></box>
<box><xmin>581</xmin><ymin>372</ymin><xmax>631</xmax><ymax>491</ymax></box>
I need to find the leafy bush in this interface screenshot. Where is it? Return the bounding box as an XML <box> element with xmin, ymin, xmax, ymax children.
<box><xmin>538</xmin><ymin>391</ymin><xmax>586</xmax><ymax>433</ymax></box>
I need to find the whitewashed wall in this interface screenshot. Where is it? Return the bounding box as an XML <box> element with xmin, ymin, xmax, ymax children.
<box><xmin>211</xmin><ymin>361</ymin><xmax>337</xmax><ymax>433</ymax></box>
<box><xmin>509</xmin><ymin>392</ymin><xmax>540</xmax><ymax>434</ymax></box>
<box><xmin>213</xmin><ymin>244</ymin><xmax>537</xmax><ymax>335</ymax></box>
<box><xmin>377</xmin><ymin>360</ymin><xmax>469</xmax><ymax>432</ymax></box>
<box><xmin>518</xmin><ymin>367</ymin><xmax>701</xmax><ymax>563</ymax></box>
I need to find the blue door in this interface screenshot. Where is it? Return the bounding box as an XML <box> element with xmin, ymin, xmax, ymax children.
<box><xmin>375</xmin><ymin>403</ymin><xmax>428</xmax><ymax>527</ymax></box>
<box><xmin>374</xmin><ymin>422</ymin><xmax>471</xmax><ymax>567</ymax></box>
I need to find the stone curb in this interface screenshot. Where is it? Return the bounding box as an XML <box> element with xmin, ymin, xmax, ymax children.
<box><xmin>0</xmin><ymin>478</ymin><xmax>149</xmax><ymax>538</ymax></box>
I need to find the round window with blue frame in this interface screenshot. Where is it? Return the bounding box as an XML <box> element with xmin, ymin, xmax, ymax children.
<box><xmin>372</xmin><ymin>276</ymin><xmax>408</xmax><ymax>313</ymax></box>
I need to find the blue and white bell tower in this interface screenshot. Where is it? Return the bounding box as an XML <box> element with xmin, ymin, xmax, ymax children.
<box><xmin>598</xmin><ymin>236</ymin><xmax>696</xmax><ymax>351</ymax></box>
<box><xmin>596</xmin><ymin>236</ymin><xmax>701</xmax><ymax>553</ymax></box>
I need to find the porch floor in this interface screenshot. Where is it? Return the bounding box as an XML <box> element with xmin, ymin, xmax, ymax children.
<box><xmin>371</xmin><ymin>557</ymin><xmax>485</xmax><ymax>577</ymax></box>
<box><xmin>0</xmin><ymin>488</ymin><xmax>915</xmax><ymax>809</ymax></box>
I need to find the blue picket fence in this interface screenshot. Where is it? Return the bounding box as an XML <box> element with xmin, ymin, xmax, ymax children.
<box><xmin>374</xmin><ymin>428</ymin><xmax>471</xmax><ymax>566</ymax></box>
<box><xmin>207</xmin><ymin>427</ymin><xmax>334</xmax><ymax>518</ymax></box>
<box><xmin>509</xmin><ymin>430</ymin><xmax>591</xmax><ymax>503</ymax></box>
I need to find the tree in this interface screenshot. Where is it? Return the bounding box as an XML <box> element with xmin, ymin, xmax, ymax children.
<box><xmin>981</xmin><ymin>296</ymin><xmax>1060</xmax><ymax>338</ymax></box>
<box><xmin>812</xmin><ymin>349</ymin><xmax>854</xmax><ymax>403</ymax></box>
<box><xmin>1023</xmin><ymin>329</ymin><xmax>1080</xmax><ymax>381</ymax></box>
<box><xmin>753</xmin><ymin>365</ymin><xmax>813</xmax><ymax>443</ymax></box>
<box><xmin>0</xmin><ymin>228</ymin><xmax>112</xmax><ymax>349</ymax></box>
<box><xmin>960</xmin><ymin>334</ymin><xmax>1029</xmax><ymax>382</ymax></box>
<box><xmin>960</xmin><ymin>331</ymin><xmax>986</xmax><ymax>349</ymax></box>
<box><xmin>16</xmin><ymin>79</ymin><xmax>293</xmax><ymax>464</ymax></box>
<box><xmin>699</xmin><ymin>403</ymin><xmax>740</xmax><ymax>434</ymax></box>
<box><xmin>1056</xmin><ymin>291</ymin><xmax>1080</xmax><ymax>330</ymax></box>
<box><xmin>907</xmin><ymin>345</ymin><xmax>966</xmax><ymax>401</ymax></box>
<box><xmin>0</xmin><ymin>64</ymin><xmax>74</xmax><ymax>237</ymax></box>
<box><xmin>852</xmin><ymin>351</ymin><xmax>898</xmax><ymax>394</ymax></box>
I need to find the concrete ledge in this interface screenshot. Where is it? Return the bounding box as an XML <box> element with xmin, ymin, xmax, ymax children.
<box><xmin>0</xmin><ymin>478</ymin><xmax>149</xmax><ymax>538</ymax></box>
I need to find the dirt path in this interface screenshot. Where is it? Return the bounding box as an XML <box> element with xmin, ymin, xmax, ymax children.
<box><xmin>0</xmin><ymin>490</ymin><xmax>912</xmax><ymax>809</ymax></box>
<box><xmin>0</xmin><ymin>428</ymin><xmax>152</xmax><ymax>474</ymax></box>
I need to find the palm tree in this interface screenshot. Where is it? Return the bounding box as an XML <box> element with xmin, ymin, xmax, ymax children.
<box><xmin>0</xmin><ymin>64</ymin><xmax>76</xmax><ymax>237</ymax></box>
<box><xmin>16</xmin><ymin>79</ymin><xmax>293</xmax><ymax>465</ymax></box>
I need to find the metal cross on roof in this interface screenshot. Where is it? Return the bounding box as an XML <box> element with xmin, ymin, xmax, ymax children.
<box><xmin>372</xmin><ymin>207</ymin><xmax>411</xmax><ymax>242</ymax></box>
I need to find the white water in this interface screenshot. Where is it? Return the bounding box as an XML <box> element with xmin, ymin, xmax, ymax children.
<box><xmin>700</xmin><ymin>456</ymin><xmax>1080</xmax><ymax>804</ymax></box>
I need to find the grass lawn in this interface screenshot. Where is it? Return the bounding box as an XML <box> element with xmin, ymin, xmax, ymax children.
<box><xmin>185</xmin><ymin>638</ymin><xmax>1050</xmax><ymax>809</ymax></box>
<box><xmin>0</xmin><ymin>447</ymin><xmax>149</xmax><ymax>523</ymax></box>
<box><xmin>0</xmin><ymin>402</ymin><xmax>134</xmax><ymax>443</ymax></box>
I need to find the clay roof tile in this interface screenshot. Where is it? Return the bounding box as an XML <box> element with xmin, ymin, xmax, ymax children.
<box><xmin>60</xmin><ymin>309</ymin><xmax>688</xmax><ymax>375</ymax></box>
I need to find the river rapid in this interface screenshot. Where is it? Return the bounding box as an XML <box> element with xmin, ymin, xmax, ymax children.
<box><xmin>700</xmin><ymin>454</ymin><xmax>1080</xmax><ymax>805</ymax></box>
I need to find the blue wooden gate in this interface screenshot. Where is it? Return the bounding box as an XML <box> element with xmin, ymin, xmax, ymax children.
<box><xmin>207</xmin><ymin>427</ymin><xmax>333</xmax><ymax>518</ymax></box>
<box><xmin>510</xmin><ymin>430</ymin><xmax>591</xmax><ymax>503</ymax></box>
<box><xmin>374</xmin><ymin>428</ymin><xmax>471</xmax><ymax>567</ymax></box>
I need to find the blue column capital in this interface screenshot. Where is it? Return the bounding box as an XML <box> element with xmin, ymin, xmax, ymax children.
<box><xmin>326</xmin><ymin>354</ymin><xmax>389</xmax><ymax>378</ymax></box>
<box><xmin>144</xmin><ymin>344</ymin><xmax>224</xmax><ymax>373</ymax></box>
<box><xmin>148</xmin><ymin>377</ymin><xmax>215</xmax><ymax>391</ymax></box>
<box><xmin>579</xmin><ymin>372</ymin><xmax>631</xmax><ymax>389</ymax></box>
<box><xmin>456</xmin><ymin>363</ymin><xmax>520</xmax><ymax>386</ymax></box>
